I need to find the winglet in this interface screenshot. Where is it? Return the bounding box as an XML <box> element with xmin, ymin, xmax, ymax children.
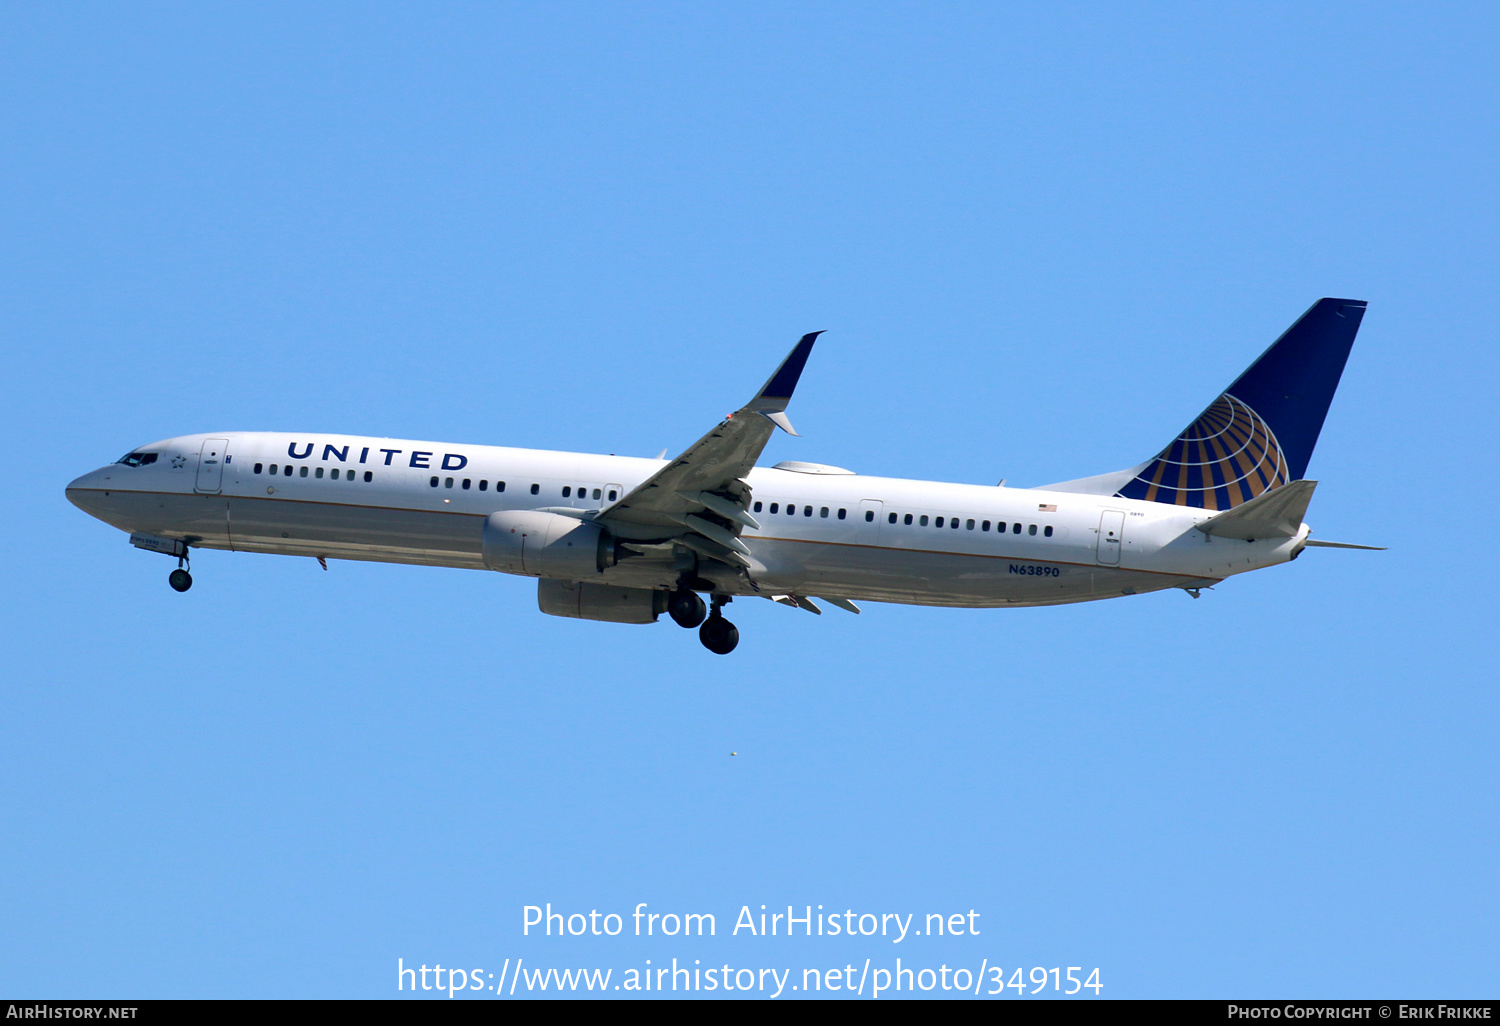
<box><xmin>748</xmin><ymin>332</ymin><xmax>822</xmax><ymax>413</ymax></box>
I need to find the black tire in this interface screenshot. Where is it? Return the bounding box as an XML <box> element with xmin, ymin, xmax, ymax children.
<box><xmin>168</xmin><ymin>569</ymin><xmax>193</xmax><ymax>593</ymax></box>
<box><xmin>699</xmin><ymin>615</ymin><xmax>739</xmax><ymax>655</ymax></box>
<box><xmin>668</xmin><ymin>590</ymin><xmax>707</xmax><ymax>629</ymax></box>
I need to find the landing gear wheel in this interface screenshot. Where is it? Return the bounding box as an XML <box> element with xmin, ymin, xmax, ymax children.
<box><xmin>168</xmin><ymin>568</ymin><xmax>193</xmax><ymax>593</ymax></box>
<box><xmin>668</xmin><ymin>590</ymin><xmax>707</xmax><ymax>628</ymax></box>
<box><xmin>699</xmin><ymin>615</ymin><xmax>739</xmax><ymax>655</ymax></box>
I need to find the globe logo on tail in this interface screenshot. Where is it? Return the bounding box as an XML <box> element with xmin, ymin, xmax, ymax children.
<box><xmin>1116</xmin><ymin>394</ymin><xmax>1289</xmax><ymax>511</ymax></box>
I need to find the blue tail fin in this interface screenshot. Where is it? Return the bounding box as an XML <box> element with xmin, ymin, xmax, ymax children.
<box><xmin>1113</xmin><ymin>298</ymin><xmax>1367</xmax><ymax>510</ymax></box>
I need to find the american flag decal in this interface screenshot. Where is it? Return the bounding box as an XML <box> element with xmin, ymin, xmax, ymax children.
<box><xmin>1038</xmin><ymin>504</ymin><xmax>1056</xmax><ymax>512</ymax></box>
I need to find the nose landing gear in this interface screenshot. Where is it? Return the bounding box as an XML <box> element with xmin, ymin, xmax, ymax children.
<box><xmin>698</xmin><ymin>594</ymin><xmax>738</xmax><ymax>655</ymax></box>
<box><xmin>168</xmin><ymin>547</ymin><xmax>192</xmax><ymax>592</ymax></box>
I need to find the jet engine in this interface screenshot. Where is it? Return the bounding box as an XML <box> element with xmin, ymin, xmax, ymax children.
<box><xmin>537</xmin><ymin>579</ymin><xmax>666</xmax><ymax>623</ymax></box>
<box><xmin>481</xmin><ymin>510</ymin><xmax>618</xmax><ymax>578</ymax></box>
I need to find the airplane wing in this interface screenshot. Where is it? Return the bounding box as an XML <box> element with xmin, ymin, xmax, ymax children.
<box><xmin>594</xmin><ymin>332</ymin><xmax>822</xmax><ymax>567</ymax></box>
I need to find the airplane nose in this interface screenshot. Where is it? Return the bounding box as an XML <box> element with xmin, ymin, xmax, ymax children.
<box><xmin>65</xmin><ymin>467</ymin><xmax>113</xmax><ymax>512</ymax></box>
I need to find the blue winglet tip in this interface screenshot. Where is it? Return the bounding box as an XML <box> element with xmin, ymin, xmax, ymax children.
<box><xmin>759</xmin><ymin>331</ymin><xmax>823</xmax><ymax>401</ymax></box>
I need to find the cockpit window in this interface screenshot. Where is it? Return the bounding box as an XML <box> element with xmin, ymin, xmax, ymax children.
<box><xmin>116</xmin><ymin>452</ymin><xmax>158</xmax><ymax>467</ymax></box>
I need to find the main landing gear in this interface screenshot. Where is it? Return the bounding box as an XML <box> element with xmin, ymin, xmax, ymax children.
<box><xmin>667</xmin><ymin>584</ymin><xmax>738</xmax><ymax>653</ymax></box>
<box><xmin>168</xmin><ymin>548</ymin><xmax>192</xmax><ymax>592</ymax></box>
<box><xmin>698</xmin><ymin>595</ymin><xmax>738</xmax><ymax>655</ymax></box>
<box><xmin>667</xmin><ymin>588</ymin><xmax>707</xmax><ymax>628</ymax></box>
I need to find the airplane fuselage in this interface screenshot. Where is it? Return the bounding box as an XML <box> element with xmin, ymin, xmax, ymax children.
<box><xmin>66</xmin><ymin>431</ymin><xmax>1307</xmax><ymax>609</ymax></box>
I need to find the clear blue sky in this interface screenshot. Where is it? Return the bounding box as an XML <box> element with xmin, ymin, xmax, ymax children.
<box><xmin>2</xmin><ymin>2</ymin><xmax>1496</xmax><ymax>999</ymax></box>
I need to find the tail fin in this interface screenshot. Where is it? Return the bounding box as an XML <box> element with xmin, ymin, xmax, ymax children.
<box><xmin>1046</xmin><ymin>298</ymin><xmax>1367</xmax><ymax>510</ymax></box>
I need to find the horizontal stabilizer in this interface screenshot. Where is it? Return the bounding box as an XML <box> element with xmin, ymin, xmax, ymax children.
<box><xmin>1198</xmin><ymin>480</ymin><xmax>1317</xmax><ymax>540</ymax></box>
<box><xmin>1304</xmin><ymin>538</ymin><xmax>1387</xmax><ymax>551</ymax></box>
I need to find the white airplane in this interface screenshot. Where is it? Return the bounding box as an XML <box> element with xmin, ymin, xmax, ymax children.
<box><xmin>67</xmin><ymin>299</ymin><xmax>1381</xmax><ymax>654</ymax></box>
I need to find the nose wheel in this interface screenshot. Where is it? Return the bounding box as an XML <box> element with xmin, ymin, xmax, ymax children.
<box><xmin>168</xmin><ymin>547</ymin><xmax>193</xmax><ymax>592</ymax></box>
<box><xmin>698</xmin><ymin>595</ymin><xmax>738</xmax><ymax>654</ymax></box>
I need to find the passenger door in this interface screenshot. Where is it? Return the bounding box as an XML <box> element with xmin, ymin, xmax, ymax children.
<box><xmin>195</xmin><ymin>438</ymin><xmax>229</xmax><ymax>494</ymax></box>
<box><xmin>1096</xmin><ymin>510</ymin><xmax>1125</xmax><ymax>565</ymax></box>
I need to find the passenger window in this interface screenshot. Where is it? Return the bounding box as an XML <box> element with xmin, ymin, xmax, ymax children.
<box><xmin>269</xmin><ymin>464</ymin><xmax>278</xmax><ymax>475</ymax></box>
<box><xmin>804</xmin><ymin>505</ymin><xmax>812</xmax><ymax>517</ymax></box>
<box><xmin>838</xmin><ymin>508</ymin><xmax>847</xmax><ymax>520</ymax></box>
<box><xmin>363</xmin><ymin>471</ymin><xmax>373</xmax><ymax>482</ymax></box>
<box><xmin>888</xmin><ymin>512</ymin><xmax>897</xmax><ymax>524</ymax></box>
<box><xmin>430</xmin><ymin>476</ymin><xmax>439</xmax><ymax>487</ymax></box>
<box><xmin>919</xmin><ymin>515</ymin><xmax>928</xmax><ymax>526</ymax></box>
<box><xmin>1044</xmin><ymin>525</ymin><xmax>1054</xmax><ymax>537</ymax></box>
<box><xmin>951</xmin><ymin>518</ymin><xmax>959</xmax><ymax>529</ymax></box>
<box><xmin>788</xmin><ymin>504</ymin><xmax>796</xmax><ymax>516</ymax></box>
<box><xmin>479</xmin><ymin>480</ymin><xmax>488</xmax><ymax>491</ymax></box>
<box><xmin>445</xmin><ymin>478</ymin><xmax>454</xmax><ymax>488</ymax></box>
<box><xmin>530</xmin><ymin>483</ymin><xmax>539</xmax><ymax>495</ymax></box>
<box><xmin>607</xmin><ymin>489</ymin><xmax>616</xmax><ymax>500</ymax></box>
<box><xmin>254</xmin><ymin>463</ymin><xmax>263</xmax><ymax>474</ymax></box>
<box><xmin>904</xmin><ymin>513</ymin><xmax>913</xmax><ymax>525</ymax></box>
<box><xmin>1028</xmin><ymin>524</ymin><xmax>1037</xmax><ymax>535</ymax></box>
<box><xmin>284</xmin><ymin>465</ymin><xmax>293</xmax><ymax>477</ymax></box>
<box><xmin>754</xmin><ymin>501</ymin><xmax>763</xmax><ymax>513</ymax></box>
<box><xmin>820</xmin><ymin>507</ymin><xmax>829</xmax><ymax>518</ymax></box>
<box><xmin>1013</xmin><ymin>523</ymin><xmax>1021</xmax><ymax>534</ymax></box>
<box><xmin>299</xmin><ymin>466</ymin><xmax>308</xmax><ymax>478</ymax></box>
<box><xmin>592</xmin><ymin>488</ymin><xmax>601</xmax><ymax>500</ymax></box>
<box><xmin>966</xmin><ymin>519</ymin><xmax>975</xmax><ymax>530</ymax></box>
<box><xmin>315</xmin><ymin>467</ymin><xmax>324</xmax><ymax>478</ymax></box>
<box><xmin>770</xmin><ymin>503</ymin><xmax>779</xmax><ymax>514</ymax></box>
<box><xmin>498</xmin><ymin>482</ymin><xmax>506</xmax><ymax>492</ymax></box>
<box><xmin>462</xmin><ymin>479</ymin><xmax>471</xmax><ymax>490</ymax></box>
<box><xmin>982</xmin><ymin>521</ymin><xmax>990</xmax><ymax>531</ymax></box>
<box><xmin>935</xmin><ymin>516</ymin><xmax>944</xmax><ymax>528</ymax></box>
<box><xmin>562</xmin><ymin>486</ymin><xmax>571</xmax><ymax>497</ymax></box>
<box><xmin>866</xmin><ymin>510</ymin><xmax>875</xmax><ymax>522</ymax></box>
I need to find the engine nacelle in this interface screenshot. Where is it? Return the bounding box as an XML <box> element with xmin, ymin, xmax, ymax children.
<box><xmin>537</xmin><ymin>579</ymin><xmax>666</xmax><ymax>624</ymax></box>
<box><xmin>481</xmin><ymin>510</ymin><xmax>615</xmax><ymax>578</ymax></box>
